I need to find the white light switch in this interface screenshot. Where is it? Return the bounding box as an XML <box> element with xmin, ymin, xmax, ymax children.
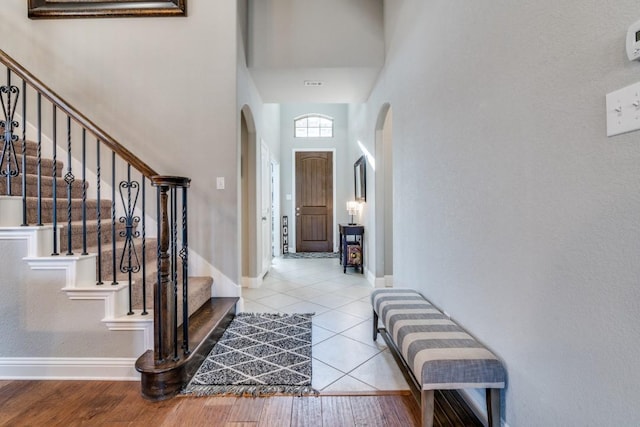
<box><xmin>216</xmin><ymin>177</ymin><xmax>225</xmax><ymax>190</ymax></box>
<box><xmin>606</xmin><ymin>82</ymin><xmax>640</xmax><ymax>136</ymax></box>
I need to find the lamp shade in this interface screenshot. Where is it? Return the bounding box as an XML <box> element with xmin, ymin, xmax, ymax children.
<box><xmin>346</xmin><ymin>201</ymin><xmax>359</xmax><ymax>214</ymax></box>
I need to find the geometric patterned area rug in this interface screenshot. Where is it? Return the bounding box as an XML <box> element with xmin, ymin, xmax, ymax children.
<box><xmin>182</xmin><ymin>313</ymin><xmax>318</xmax><ymax>397</ymax></box>
<box><xmin>282</xmin><ymin>252</ymin><xmax>338</xmax><ymax>259</ymax></box>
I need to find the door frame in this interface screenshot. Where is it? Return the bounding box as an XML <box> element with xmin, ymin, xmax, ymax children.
<box><xmin>291</xmin><ymin>148</ymin><xmax>337</xmax><ymax>253</ymax></box>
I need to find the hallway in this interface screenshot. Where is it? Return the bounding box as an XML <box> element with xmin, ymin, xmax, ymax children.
<box><xmin>241</xmin><ymin>257</ymin><xmax>409</xmax><ymax>393</ymax></box>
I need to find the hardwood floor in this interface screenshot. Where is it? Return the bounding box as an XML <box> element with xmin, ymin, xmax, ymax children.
<box><xmin>0</xmin><ymin>380</ymin><xmax>480</xmax><ymax>426</ymax></box>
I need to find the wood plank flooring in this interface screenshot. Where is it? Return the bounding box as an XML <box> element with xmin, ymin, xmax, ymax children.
<box><xmin>0</xmin><ymin>380</ymin><xmax>481</xmax><ymax>426</ymax></box>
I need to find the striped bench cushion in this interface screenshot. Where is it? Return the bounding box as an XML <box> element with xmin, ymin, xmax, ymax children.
<box><xmin>372</xmin><ymin>288</ymin><xmax>506</xmax><ymax>390</ymax></box>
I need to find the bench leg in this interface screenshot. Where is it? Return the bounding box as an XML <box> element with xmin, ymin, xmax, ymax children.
<box><xmin>486</xmin><ymin>388</ymin><xmax>501</xmax><ymax>427</ymax></box>
<box><xmin>373</xmin><ymin>310</ymin><xmax>378</xmax><ymax>340</ymax></box>
<box><xmin>421</xmin><ymin>389</ymin><xmax>435</xmax><ymax>427</ymax></box>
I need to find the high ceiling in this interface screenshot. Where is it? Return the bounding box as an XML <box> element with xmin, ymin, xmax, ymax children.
<box><xmin>245</xmin><ymin>0</ymin><xmax>385</xmax><ymax>104</ymax></box>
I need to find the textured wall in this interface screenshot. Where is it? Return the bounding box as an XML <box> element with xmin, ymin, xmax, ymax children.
<box><xmin>356</xmin><ymin>1</ymin><xmax>640</xmax><ymax>425</ymax></box>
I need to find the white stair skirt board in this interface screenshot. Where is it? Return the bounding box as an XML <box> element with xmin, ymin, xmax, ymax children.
<box><xmin>24</xmin><ymin>254</ymin><xmax>98</xmax><ymax>289</ymax></box>
<box><xmin>0</xmin><ymin>196</ymin><xmax>23</xmax><ymax>226</ymax></box>
<box><xmin>0</xmin><ymin>357</ymin><xmax>140</xmax><ymax>380</ymax></box>
<box><xmin>0</xmin><ymin>226</ymin><xmax>58</xmax><ymax>258</ymax></box>
<box><xmin>24</xmin><ymin>254</ymin><xmax>153</xmax><ymax>335</ymax></box>
<box><xmin>103</xmin><ymin>314</ymin><xmax>154</xmax><ymax>351</ymax></box>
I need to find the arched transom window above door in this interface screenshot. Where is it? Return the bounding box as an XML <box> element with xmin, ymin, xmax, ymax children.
<box><xmin>294</xmin><ymin>114</ymin><xmax>334</xmax><ymax>138</ymax></box>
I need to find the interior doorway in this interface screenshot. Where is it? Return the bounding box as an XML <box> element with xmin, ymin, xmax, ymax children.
<box><xmin>294</xmin><ymin>151</ymin><xmax>334</xmax><ymax>252</ymax></box>
<box><xmin>374</xmin><ymin>105</ymin><xmax>393</xmax><ymax>286</ymax></box>
<box><xmin>240</xmin><ymin>106</ymin><xmax>259</xmax><ymax>286</ymax></box>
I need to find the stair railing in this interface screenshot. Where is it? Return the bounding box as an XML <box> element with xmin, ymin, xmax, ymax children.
<box><xmin>0</xmin><ymin>49</ymin><xmax>191</xmax><ymax>365</ymax></box>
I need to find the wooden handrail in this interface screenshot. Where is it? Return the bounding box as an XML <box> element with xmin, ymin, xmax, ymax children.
<box><xmin>0</xmin><ymin>48</ymin><xmax>158</xmax><ymax>178</ymax></box>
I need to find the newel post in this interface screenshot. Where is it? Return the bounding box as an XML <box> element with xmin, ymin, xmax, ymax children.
<box><xmin>151</xmin><ymin>176</ymin><xmax>190</xmax><ymax>364</ymax></box>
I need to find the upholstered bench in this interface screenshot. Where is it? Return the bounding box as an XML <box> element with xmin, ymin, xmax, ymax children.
<box><xmin>371</xmin><ymin>288</ymin><xmax>506</xmax><ymax>427</ymax></box>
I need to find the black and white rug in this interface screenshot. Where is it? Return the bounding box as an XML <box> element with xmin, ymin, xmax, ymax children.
<box><xmin>283</xmin><ymin>252</ymin><xmax>338</xmax><ymax>259</ymax></box>
<box><xmin>182</xmin><ymin>312</ymin><xmax>317</xmax><ymax>397</ymax></box>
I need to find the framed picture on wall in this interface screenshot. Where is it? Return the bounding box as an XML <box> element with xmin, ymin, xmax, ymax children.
<box><xmin>28</xmin><ymin>0</ymin><xmax>186</xmax><ymax>19</ymax></box>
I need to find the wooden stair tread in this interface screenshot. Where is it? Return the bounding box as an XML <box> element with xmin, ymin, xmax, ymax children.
<box><xmin>135</xmin><ymin>297</ymin><xmax>238</xmax><ymax>401</ymax></box>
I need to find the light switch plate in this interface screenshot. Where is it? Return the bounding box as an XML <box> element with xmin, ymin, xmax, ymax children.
<box><xmin>606</xmin><ymin>82</ymin><xmax>640</xmax><ymax>136</ymax></box>
<box><xmin>216</xmin><ymin>177</ymin><xmax>225</xmax><ymax>190</ymax></box>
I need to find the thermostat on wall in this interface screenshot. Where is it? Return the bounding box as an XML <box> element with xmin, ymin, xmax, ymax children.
<box><xmin>626</xmin><ymin>19</ymin><xmax>640</xmax><ymax>61</ymax></box>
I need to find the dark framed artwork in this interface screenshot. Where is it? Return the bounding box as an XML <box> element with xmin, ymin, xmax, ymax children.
<box><xmin>354</xmin><ymin>155</ymin><xmax>366</xmax><ymax>202</ymax></box>
<box><xmin>28</xmin><ymin>0</ymin><xmax>186</xmax><ymax>19</ymax></box>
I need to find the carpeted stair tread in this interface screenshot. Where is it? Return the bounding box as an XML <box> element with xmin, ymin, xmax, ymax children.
<box><xmin>0</xmin><ymin>173</ymin><xmax>88</xmax><ymax>198</ymax></box>
<box><xmin>59</xmin><ymin>219</ymin><xmax>127</xmax><ymax>253</ymax></box>
<box><xmin>3</xmin><ymin>154</ymin><xmax>64</xmax><ymax>177</ymax></box>
<box><xmin>25</xmin><ymin>196</ymin><xmax>111</xmax><ymax>224</ymax></box>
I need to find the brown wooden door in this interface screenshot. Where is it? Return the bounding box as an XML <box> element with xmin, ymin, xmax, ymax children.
<box><xmin>295</xmin><ymin>151</ymin><xmax>333</xmax><ymax>252</ymax></box>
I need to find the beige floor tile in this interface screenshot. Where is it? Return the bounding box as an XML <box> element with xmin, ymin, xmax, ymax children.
<box><xmin>241</xmin><ymin>287</ymin><xmax>280</xmax><ymax>301</ymax></box>
<box><xmin>240</xmin><ymin>300</ymin><xmax>280</xmax><ymax>314</ymax></box>
<box><xmin>312</xmin><ymin>293</ymin><xmax>356</xmax><ymax>309</ymax></box>
<box><xmin>335</xmin><ymin>299</ymin><xmax>373</xmax><ymax>319</ymax></box>
<box><xmin>313</xmin><ymin>335</ymin><xmax>381</xmax><ymax>373</ymax></box>
<box><xmin>312</xmin><ymin>310</ymin><xmax>366</xmax><ymax>333</ymax></box>
<box><xmin>321</xmin><ymin>375</ymin><xmax>376</xmax><ymax>393</ymax></box>
<box><xmin>256</xmin><ymin>293</ymin><xmax>303</xmax><ymax>309</ymax></box>
<box><xmin>348</xmin><ymin>350</ymin><xmax>411</xmax><ymax>391</ymax></box>
<box><xmin>312</xmin><ymin>325</ymin><xmax>337</xmax><ymax>345</ymax></box>
<box><xmin>339</xmin><ymin>320</ymin><xmax>387</xmax><ymax>350</ymax></box>
<box><xmin>279</xmin><ymin>301</ymin><xmax>331</xmax><ymax>316</ymax></box>
<box><xmin>312</xmin><ymin>359</ymin><xmax>345</xmax><ymax>390</ymax></box>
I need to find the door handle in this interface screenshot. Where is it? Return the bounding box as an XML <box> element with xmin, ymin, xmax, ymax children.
<box><xmin>262</xmin><ymin>216</ymin><xmax>267</xmax><ymax>221</ymax></box>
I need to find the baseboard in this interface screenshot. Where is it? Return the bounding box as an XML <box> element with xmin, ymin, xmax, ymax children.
<box><xmin>0</xmin><ymin>357</ymin><xmax>140</xmax><ymax>380</ymax></box>
<box><xmin>241</xmin><ymin>275</ymin><xmax>263</xmax><ymax>289</ymax></box>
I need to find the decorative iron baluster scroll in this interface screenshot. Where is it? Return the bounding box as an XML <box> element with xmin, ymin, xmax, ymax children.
<box><xmin>180</xmin><ymin>187</ymin><xmax>189</xmax><ymax>355</ymax></box>
<box><xmin>0</xmin><ymin>80</ymin><xmax>20</xmax><ymax>195</ymax></box>
<box><xmin>119</xmin><ymin>165</ymin><xmax>141</xmax><ymax>316</ymax></box>
<box><xmin>65</xmin><ymin>116</ymin><xmax>75</xmax><ymax>255</ymax></box>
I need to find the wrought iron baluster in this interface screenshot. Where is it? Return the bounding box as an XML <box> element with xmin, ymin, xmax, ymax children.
<box><xmin>0</xmin><ymin>69</ymin><xmax>20</xmax><ymax>197</ymax></box>
<box><xmin>171</xmin><ymin>186</ymin><xmax>178</xmax><ymax>361</ymax></box>
<box><xmin>119</xmin><ymin>163</ymin><xmax>140</xmax><ymax>316</ymax></box>
<box><xmin>180</xmin><ymin>187</ymin><xmax>189</xmax><ymax>354</ymax></box>
<box><xmin>36</xmin><ymin>93</ymin><xmax>42</xmax><ymax>226</ymax></box>
<box><xmin>141</xmin><ymin>175</ymin><xmax>148</xmax><ymax>315</ymax></box>
<box><xmin>111</xmin><ymin>151</ymin><xmax>117</xmax><ymax>285</ymax></box>
<box><xmin>96</xmin><ymin>140</ymin><xmax>103</xmax><ymax>285</ymax></box>
<box><xmin>20</xmin><ymin>79</ymin><xmax>26</xmax><ymax>226</ymax></box>
<box><xmin>51</xmin><ymin>106</ymin><xmax>58</xmax><ymax>256</ymax></box>
<box><xmin>65</xmin><ymin>116</ymin><xmax>74</xmax><ymax>255</ymax></box>
<box><xmin>81</xmin><ymin>130</ymin><xmax>87</xmax><ymax>255</ymax></box>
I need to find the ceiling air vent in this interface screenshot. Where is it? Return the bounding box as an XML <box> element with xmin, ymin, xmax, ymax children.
<box><xmin>304</xmin><ymin>80</ymin><xmax>323</xmax><ymax>87</ymax></box>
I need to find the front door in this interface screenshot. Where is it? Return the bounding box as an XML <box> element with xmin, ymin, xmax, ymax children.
<box><xmin>295</xmin><ymin>151</ymin><xmax>333</xmax><ymax>252</ymax></box>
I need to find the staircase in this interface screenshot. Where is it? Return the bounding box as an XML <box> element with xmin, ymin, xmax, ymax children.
<box><xmin>0</xmin><ymin>49</ymin><xmax>237</xmax><ymax>400</ymax></box>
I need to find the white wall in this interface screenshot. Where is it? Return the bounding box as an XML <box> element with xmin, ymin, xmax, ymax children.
<box><xmin>247</xmin><ymin>0</ymin><xmax>384</xmax><ymax>103</ymax></box>
<box><xmin>279</xmin><ymin>104</ymin><xmax>351</xmax><ymax>252</ymax></box>
<box><xmin>352</xmin><ymin>1</ymin><xmax>640</xmax><ymax>425</ymax></box>
<box><xmin>237</xmin><ymin>0</ymin><xmax>281</xmax><ymax>280</ymax></box>
<box><xmin>0</xmin><ymin>0</ymin><xmax>240</xmax><ymax>285</ymax></box>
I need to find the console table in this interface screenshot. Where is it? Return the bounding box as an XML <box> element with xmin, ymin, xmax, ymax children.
<box><xmin>338</xmin><ymin>224</ymin><xmax>364</xmax><ymax>274</ymax></box>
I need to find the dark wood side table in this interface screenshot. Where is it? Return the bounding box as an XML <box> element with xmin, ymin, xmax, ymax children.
<box><xmin>338</xmin><ymin>224</ymin><xmax>364</xmax><ymax>274</ymax></box>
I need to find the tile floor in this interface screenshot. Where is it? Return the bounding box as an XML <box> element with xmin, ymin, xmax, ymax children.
<box><xmin>240</xmin><ymin>256</ymin><xmax>410</xmax><ymax>393</ymax></box>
